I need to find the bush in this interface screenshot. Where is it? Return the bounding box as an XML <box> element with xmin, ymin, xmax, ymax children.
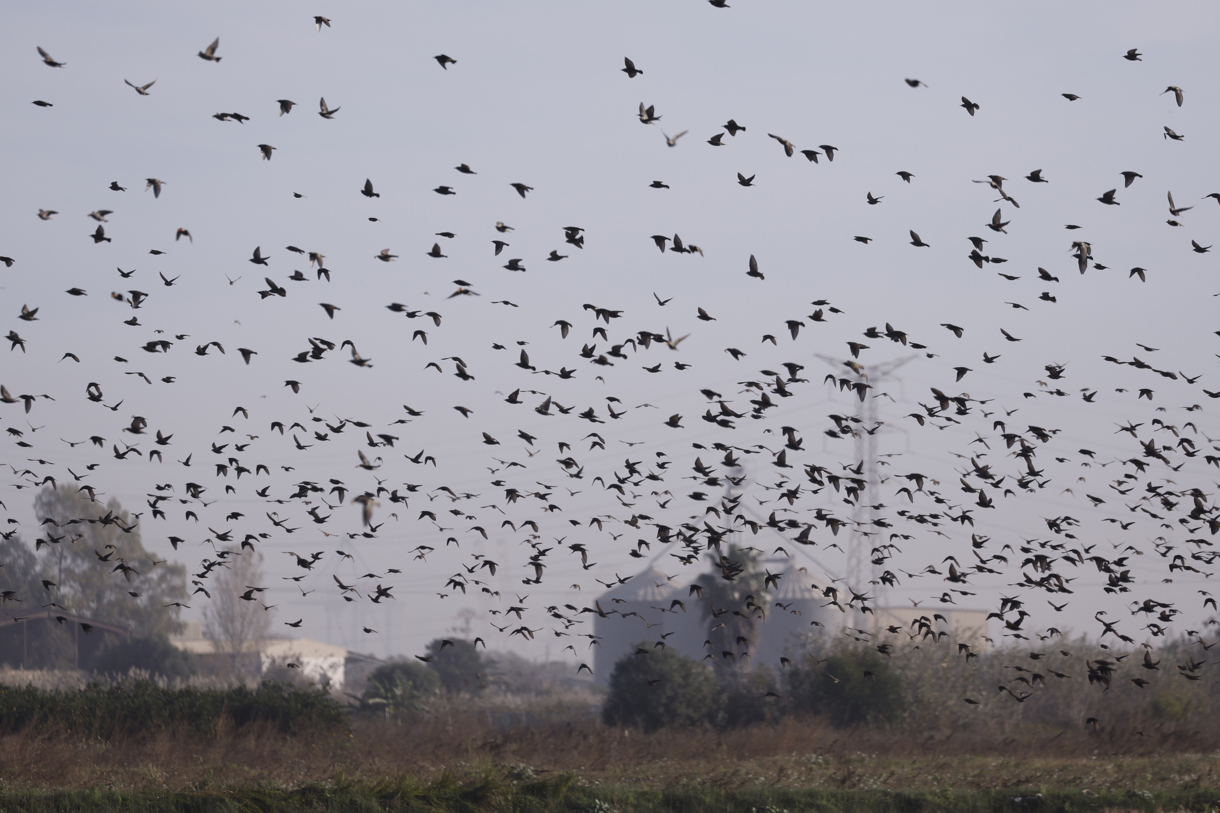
<box><xmin>361</xmin><ymin>660</ymin><xmax>440</xmax><ymax>720</ymax></box>
<box><xmin>0</xmin><ymin>680</ymin><xmax>346</xmax><ymax>738</ymax></box>
<box><xmin>785</xmin><ymin>648</ymin><xmax>904</xmax><ymax>727</ymax></box>
<box><xmin>602</xmin><ymin>645</ymin><xmax>724</xmax><ymax>731</ymax></box>
<box><xmin>722</xmin><ymin>668</ymin><xmax>782</xmax><ymax>729</ymax></box>
<box><xmin>90</xmin><ymin>635</ymin><xmax>196</xmax><ymax>681</ymax></box>
<box><xmin>425</xmin><ymin>638</ymin><xmax>488</xmax><ymax>695</ymax></box>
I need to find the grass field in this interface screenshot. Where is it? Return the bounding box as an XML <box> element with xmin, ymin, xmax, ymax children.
<box><xmin>3</xmin><ymin>712</ymin><xmax>1220</xmax><ymax>811</ymax></box>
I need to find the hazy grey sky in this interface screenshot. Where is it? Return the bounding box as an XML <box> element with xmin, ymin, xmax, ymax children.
<box><xmin>4</xmin><ymin>1</ymin><xmax>1220</xmax><ymax>661</ymax></box>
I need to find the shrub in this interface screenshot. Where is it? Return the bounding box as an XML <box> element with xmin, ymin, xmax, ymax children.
<box><xmin>722</xmin><ymin>668</ymin><xmax>782</xmax><ymax>729</ymax></box>
<box><xmin>785</xmin><ymin>648</ymin><xmax>904</xmax><ymax>727</ymax></box>
<box><xmin>425</xmin><ymin>638</ymin><xmax>488</xmax><ymax>695</ymax></box>
<box><xmin>361</xmin><ymin>660</ymin><xmax>440</xmax><ymax>720</ymax></box>
<box><xmin>0</xmin><ymin>680</ymin><xmax>346</xmax><ymax>738</ymax></box>
<box><xmin>602</xmin><ymin>645</ymin><xmax>723</xmax><ymax>731</ymax></box>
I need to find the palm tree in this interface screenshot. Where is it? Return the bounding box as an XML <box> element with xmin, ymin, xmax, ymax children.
<box><xmin>695</xmin><ymin>543</ymin><xmax>771</xmax><ymax>679</ymax></box>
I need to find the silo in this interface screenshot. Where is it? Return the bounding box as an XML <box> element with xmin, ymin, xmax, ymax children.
<box><xmin>592</xmin><ymin>565</ymin><xmax>697</xmax><ymax>686</ymax></box>
<box><xmin>753</xmin><ymin>560</ymin><xmax>838</xmax><ymax>670</ymax></box>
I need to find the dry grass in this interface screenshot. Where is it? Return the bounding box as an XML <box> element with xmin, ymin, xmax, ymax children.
<box><xmin>3</xmin><ymin>700</ymin><xmax>1220</xmax><ymax>795</ymax></box>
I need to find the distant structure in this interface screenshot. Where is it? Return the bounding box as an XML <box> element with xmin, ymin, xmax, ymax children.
<box><xmin>593</xmin><ymin>559</ymin><xmax>838</xmax><ymax>685</ymax></box>
<box><xmin>592</xmin><ymin>566</ymin><xmax>698</xmax><ymax>685</ymax></box>
<box><xmin>0</xmin><ymin>610</ymin><xmax>127</xmax><ymax>671</ymax></box>
<box><xmin>869</xmin><ymin>606</ymin><xmax>991</xmax><ymax>652</ymax></box>
<box><xmin>752</xmin><ymin>560</ymin><xmax>837</xmax><ymax>668</ymax></box>
<box><xmin>171</xmin><ymin>621</ymin><xmax>348</xmax><ymax>690</ymax></box>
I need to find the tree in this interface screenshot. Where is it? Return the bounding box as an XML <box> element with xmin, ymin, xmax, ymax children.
<box><xmin>694</xmin><ymin>544</ymin><xmax>770</xmax><ymax>680</ymax></box>
<box><xmin>360</xmin><ymin>660</ymin><xmax>440</xmax><ymax>720</ymax></box>
<box><xmin>0</xmin><ymin>532</ymin><xmax>75</xmax><ymax>669</ymax></box>
<box><xmin>32</xmin><ymin>485</ymin><xmax>187</xmax><ymax>638</ymax></box>
<box><xmin>602</xmin><ymin>646</ymin><xmax>724</xmax><ymax>731</ymax></box>
<box><xmin>425</xmin><ymin>638</ymin><xmax>488</xmax><ymax>694</ymax></box>
<box><xmin>203</xmin><ymin>548</ymin><xmax>271</xmax><ymax>681</ymax></box>
<box><xmin>785</xmin><ymin>647</ymin><xmax>904</xmax><ymax>727</ymax></box>
<box><xmin>92</xmin><ymin>634</ymin><xmax>196</xmax><ymax>681</ymax></box>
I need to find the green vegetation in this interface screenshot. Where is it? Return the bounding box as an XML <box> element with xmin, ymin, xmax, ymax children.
<box><xmin>0</xmin><ymin>680</ymin><xmax>345</xmax><ymax>738</ymax></box>
<box><xmin>32</xmin><ymin>485</ymin><xmax>188</xmax><ymax>639</ymax></box>
<box><xmin>360</xmin><ymin>659</ymin><xmax>441</xmax><ymax>720</ymax></box>
<box><xmin>785</xmin><ymin>648</ymin><xmax>904</xmax><ymax>727</ymax></box>
<box><xmin>602</xmin><ymin>646</ymin><xmax>723</xmax><ymax>731</ymax></box>
<box><xmin>1</xmin><ymin>777</ymin><xmax>1218</xmax><ymax>813</ymax></box>
<box><xmin>426</xmin><ymin>637</ymin><xmax>490</xmax><ymax>695</ymax></box>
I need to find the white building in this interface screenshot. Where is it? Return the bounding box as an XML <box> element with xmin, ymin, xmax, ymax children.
<box><xmin>170</xmin><ymin>621</ymin><xmax>349</xmax><ymax>690</ymax></box>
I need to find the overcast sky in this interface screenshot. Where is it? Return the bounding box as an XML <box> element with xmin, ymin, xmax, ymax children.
<box><xmin>3</xmin><ymin>1</ymin><xmax>1220</xmax><ymax>663</ymax></box>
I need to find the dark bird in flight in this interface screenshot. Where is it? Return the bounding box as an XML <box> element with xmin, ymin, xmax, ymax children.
<box><xmin>37</xmin><ymin>47</ymin><xmax>67</xmax><ymax>67</ymax></box>
<box><xmin>124</xmin><ymin>79</ymin><xmax>156</xmax><ymax>95</ymax></box>
<box><xmin>435</xmin><ymin>54</ymin><xmax>457</xmax><ymax>69</ymax></box>
<box><xmin>622</xmin><ymin>57</ymin><xmax>642</xmax><ymax>78</ymax></box>
<box><xmin>198</xmin><ymin>38</ymin><xmax>221</xmax><ymax>62</ymax></box>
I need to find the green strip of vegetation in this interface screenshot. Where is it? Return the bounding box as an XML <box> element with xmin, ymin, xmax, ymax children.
<box><xmin>0</xmin><ymin>680</ymin><xmax>346</xmax><ymax>738</ymax></box>
<box><xmin>2</xmin><ymin>776</ymin><xmax>1219</xmax><ymax>813</ymax></box>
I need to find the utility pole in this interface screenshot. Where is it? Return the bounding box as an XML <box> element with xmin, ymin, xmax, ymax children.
<box><xmin>815</xmin><ymin>354</ymin><xmax>917</xmax><ymax>615</ymax></box>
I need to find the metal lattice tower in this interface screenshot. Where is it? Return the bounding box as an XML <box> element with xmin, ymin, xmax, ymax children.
<box><xmin>815</xmin><ymin>354</ymin><xmax>917</xmax><ymax>607</ymax></box>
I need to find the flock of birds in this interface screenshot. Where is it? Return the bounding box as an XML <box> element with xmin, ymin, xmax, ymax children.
<box><xmin>5</xmin><ymin>11</ymin><xmax>1220</xmax><ymax>716</ymax></box>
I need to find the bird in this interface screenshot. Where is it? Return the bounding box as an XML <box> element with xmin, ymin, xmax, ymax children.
<box><xmin>1121</xmin><ymin>171</ymin><xmax>1143</xmax><ymax>188</ymax></box>
<box><xmin>737</xmin><ymin>173</ymin><xmax>755</xmax><ymax>187</ymax></box>
<box><xmin>435</xmin><ymin>54</ymin><xmax>457</xmax><ymax>69</ymax></box>
<box><xmin>663</xmin><ymin>131</ymin><xmax>688</xmax><ymax>147</ymax></box>
<box><xmin>197</xmin><ymin>38</ymin><xmax>221</xmax><ymax>62</ymax></box>
<box><xmin>277</xmin><ymin>99</ymin><xmax>296</xmax><ymax>115</ymax></box>
<box><xmin>249</xmin><ymin>246</ymin><xmax>269</xmax><ymax>265</ymax></box>
<box><xmin>622</xmin><ymin>57</ymin><xmax>642</xmax><ymax>78</ymax></box>
<box><xmin>124</xmin><ymin>79</ymin><xmax>156</xmax><ymax>95</ymax></box>
<box><xmin>1097</xmin><ymin>189</ymin><xmax>1120</xmax><ymax>206</ymax></box>
<box><xmin>1026</xmin><ymin>169</ymin><xmax>1048</xmax><ymax>183</ymax></box>
<box><xmin>258</xmin><ymin>144</ymin><xmax>276</xmax><ymax>160</ymax></box>
<box><xmin>768</xmin><ymin>133</ymin><xmax>796</xmax><ymax>157</ymax></box>
<box><xmin>1123</xmin><ymin>48</ymin><xmax>1142</xmax><ymax>61</ymax></box>
<box><xmin>318</xmin><ymin>98</ymin><xmax>340</xmax><ymax>119</ymax></box>
<box><xmin>909</xmin><ymin>231</ymin><xmax>929</xmax><ymax>247</ymax></box>
<box><xmin>1162</xmin><ymin>85</ymin><xmax>1184</xmax><ymax>107</ymax></box>
<box><xmin>314</xmin><ymin>16</ymin><xmax>331</xmax><ymax>30</ymax></box>
<box><xmin>747</xmin><ymin>255</ymin><xmax>763</xmax><ymax>279</ymax></box>
<box><xmin>961</xmin><ymin>97</ymin><xmax>979</xmax><ymax>116</ymax></box>
<box><xmin>37</xmin><ymin>47</ymin><xmax>66</xmax><ymax>67</ymax></box>
<box><xmin>510</xmin><ymin>183</ymin><xmax>533</xmax><ymax>198</ymax></box>
<box><xmin>904</xmin><ymin>78</ymin><xmax>927</xmax><ymax>88</ymax></box>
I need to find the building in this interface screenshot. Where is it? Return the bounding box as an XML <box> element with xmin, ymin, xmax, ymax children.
<box><xmin>593</xmin><ymin>558</ymin><xmax>840</xmax><ymax>684</ymax></box>
<box><xmin>170</xmin><ymin>621</ymin><xmax>349</xmax><ymax>690</ymax></box>
<box><xmin>0</xmin><ymin>610</ymin><xmax>127</xmax><ymax>671</ymax></box>
<box><xmin>869</xmin><ymin>606</ymin><xmax>991</xmax><ymax>652</ymax></box>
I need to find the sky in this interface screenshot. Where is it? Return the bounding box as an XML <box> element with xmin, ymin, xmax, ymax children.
<box><xmin>3</xmin><ymin>1</ymin><xmax>1220</xmax><ymax>665</ymax></box>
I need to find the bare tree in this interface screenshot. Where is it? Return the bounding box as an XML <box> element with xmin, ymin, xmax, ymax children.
<box><xmin>202</xmin><ymin>549</ymin><xmax>271</xmax><ymax>681</ymax></box>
